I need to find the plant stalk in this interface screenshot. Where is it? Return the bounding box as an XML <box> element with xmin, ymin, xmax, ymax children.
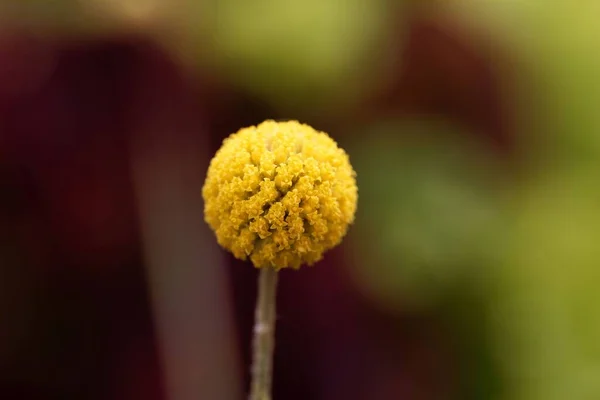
<box><xmin>249</xmin><ymin>267</ymin><xmax>279</xmax><ymax>400</ymax></box>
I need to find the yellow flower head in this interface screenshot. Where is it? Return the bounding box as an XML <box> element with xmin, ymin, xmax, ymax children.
<box><xmin>202</xmin><ymin>120</ymin><xmax>358</xmax><ymax>270</ymax></box>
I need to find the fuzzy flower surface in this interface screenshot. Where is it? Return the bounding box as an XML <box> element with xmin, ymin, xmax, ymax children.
<box><xmin>202</xmin><ymin>120</ymin><xmax>358</xmax><ymax>269</ymax></box>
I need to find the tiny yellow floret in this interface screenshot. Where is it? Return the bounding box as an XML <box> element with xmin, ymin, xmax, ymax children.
<box><xmin>202</xmin><ymin>120</ymin><xmax>358</xmax><ymax>270</ymax></box>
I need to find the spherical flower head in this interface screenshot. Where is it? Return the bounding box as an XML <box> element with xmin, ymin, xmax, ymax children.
<box><xmin>202</xmin><ymin>120</ymin><xmax>358</xmax><ymax>270</ymax></box>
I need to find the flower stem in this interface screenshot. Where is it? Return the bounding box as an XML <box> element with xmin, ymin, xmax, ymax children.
<box><xmin>249</xmin><ymin>267</ymin><xmax>279</xmax><ymax>400</ymax></box>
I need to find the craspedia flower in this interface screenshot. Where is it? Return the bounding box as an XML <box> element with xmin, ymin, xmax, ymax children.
<box><xmin>202</xmin><ymin>120</ymin><xmax>358</xmax><ymax>270</ymax></box>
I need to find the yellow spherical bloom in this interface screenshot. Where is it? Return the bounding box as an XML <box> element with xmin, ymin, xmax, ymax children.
<box><xmin>202</xmin><ymin>120</ymin><xmax>358</xmax><ymax>270</ymax></box>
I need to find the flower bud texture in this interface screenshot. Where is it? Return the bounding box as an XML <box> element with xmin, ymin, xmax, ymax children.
<box><xmin>202</xmin><ymin>120</ymin><xmax>357</xmax><ymax>269</ymax></box>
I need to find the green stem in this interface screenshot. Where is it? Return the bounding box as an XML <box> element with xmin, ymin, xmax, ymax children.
<box><xmin>249</xmin><ymin>268</ymin><xmax>279</xmax><ymax>400</ymax></box>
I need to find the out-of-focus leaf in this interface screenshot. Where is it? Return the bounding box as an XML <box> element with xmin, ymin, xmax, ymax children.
<box><xmin>195</xmin><ymin>0</ymin><xmax>395</xmax><ymax>113</ymax></box>
<box><xmin>443</xmin><ymin>1</ymin><xmax>600</xmax><ymax>170</ymax></box>
<box><xmin>344</xmin><ymin>120</ymin><xmax>507</xmax><ymax>312</ymax></box>
<box><xmin>493</xmin><ymin>170</ymin><xmax>600</xmax><ymax>400</ymax></box>
<box><xmin>436</xmin><ymin>3</ymin><xmax>600</xmax><ymax>399</ymax></box>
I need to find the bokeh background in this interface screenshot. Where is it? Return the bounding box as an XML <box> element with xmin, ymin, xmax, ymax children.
<box><xmin>1</xmin><ymin>1</ymin><xmax>600</xmax><ymax>399</ymax></box>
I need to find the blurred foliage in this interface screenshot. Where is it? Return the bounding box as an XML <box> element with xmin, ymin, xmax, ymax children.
<box><xmin>198</xmin><ymin>0</ymin><xmax>396</xmax><ymax>114</ymax></box>
<box><xmin>343</xmin><ymin>119</ymin><xmax>509</xmax><ymax>399</ymax></box>
<box><xmin>0</xmin><ymin>0</ymin><xmax>398</xmax><ymax>116</ymax></box>
<box><xmin>344</xmin><ymin>119</ymin><xmax>507</xmax><ymax>312</ymax></box>
<box><xmin>443</xmin><ymin>0</ymin><xmax>600</xmax><ymax>170</ymax></box>
<box><xmin>492</xmin><ymin>171</ymin><xmax>600</xmax><ymax>400</ymax></box>
<box><xmin>439</xmin><ymin>281</ymin><xmax>503</xmax><ymax>400</ymax></box>
<box><xmin>441</xmin><ymin>2</ymin><xmax>600</xmax><ymax>399</ymax></box>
